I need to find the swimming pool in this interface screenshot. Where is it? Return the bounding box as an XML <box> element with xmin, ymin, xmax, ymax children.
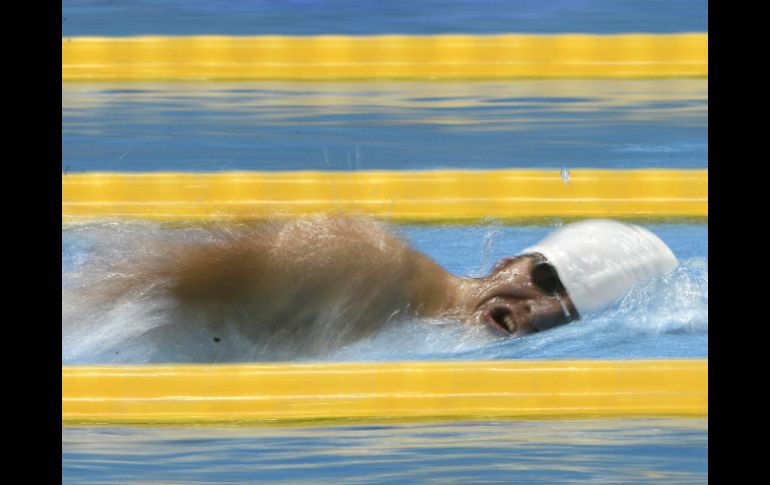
<box><xmin>62</xmin><ymin>0</ymin><xmax>707</xmax><ymax>482</ymax></box>
<box><xmin>62</xmin><ymin>77</ymin><xmax>707</xmax><ymax>363</ymax></box>
<box><xmin>61</xmin><ymin>80</ymin><xmax>708</xmax><ymax>481</ymax></box>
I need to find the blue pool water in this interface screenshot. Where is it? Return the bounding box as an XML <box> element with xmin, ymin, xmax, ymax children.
<box><xmin>62</xmin><ymin>0</ymin><xmax>708</xmax><ymax>482</ymax></box>
<box><xmin>63</xmin><ymin>418</ymin><xmax>708</xmax><ymax>484</ymax></box>
<box><xmin>62</xmin><ymin>0</ymin><xmax>707</xmax><ymax>36</ymax></box>
<box><xmin>63</xmin><ymin>80</ymin><xmax>707</xmax><ymax>172</ymax></box>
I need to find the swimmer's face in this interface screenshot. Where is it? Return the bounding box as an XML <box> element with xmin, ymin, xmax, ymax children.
<box><xmin>471</xmin><ymin>253</ymin><xmax>578</xmax><ymax>336</ymax></box>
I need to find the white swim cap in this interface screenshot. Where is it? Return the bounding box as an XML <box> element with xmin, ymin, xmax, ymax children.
<box><xmin>523</xmin><ymin>219</ymin><xmax>678</xmax><ymax>317</ymax></box>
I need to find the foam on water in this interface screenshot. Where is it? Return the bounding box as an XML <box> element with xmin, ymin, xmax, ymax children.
<box><xmin>62</xmin><ymin>220</ymin><xmax>707</xmax><ymax>364</ymax></box>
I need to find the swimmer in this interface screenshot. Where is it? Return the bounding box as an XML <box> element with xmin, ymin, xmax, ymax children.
<box><xmin>81</xmin><ymin>215</ymin><xmax>677</xmax><ymax>355</ymax></box>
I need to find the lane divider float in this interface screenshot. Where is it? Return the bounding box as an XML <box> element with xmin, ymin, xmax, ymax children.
<box><xmin>62</xmin><ymin>33</ymin><xmax>708</xmax><ymax>81</ymax></box>
<box><xmin>62</xmin><ymin>169</ymin><xmax>708</xmax><ymax>223</ymax></box>
<box><xmin>62</xmin><ymin>359</ymin><xmax>708</xmax><ymax>425</ymax></box>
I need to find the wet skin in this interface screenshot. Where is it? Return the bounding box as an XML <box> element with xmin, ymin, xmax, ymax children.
<box><xmin>456</xmin><ymin>253</ymin><xmax>579</xmax><ymax>335</ymax></box>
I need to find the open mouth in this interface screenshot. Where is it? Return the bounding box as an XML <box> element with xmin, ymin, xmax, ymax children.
<box><xmin>485</xmin><ymin>305</ymin><xmax>517</xmax><ymax>334</ymax></box>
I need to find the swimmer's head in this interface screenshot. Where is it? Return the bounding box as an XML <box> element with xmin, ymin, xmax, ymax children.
<box><xmin>471</xmin><ymin>252</ymin><xmax>578</xmax><ymax>335</ymax></box>
<box><xmin>472</xmin><ymin>219</ymin><xmax>678</xmax><ymax>335</ymax></box>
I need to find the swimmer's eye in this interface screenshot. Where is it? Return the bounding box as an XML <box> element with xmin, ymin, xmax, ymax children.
<box><xmin>531</xmin><ymin>262</ymin><xmax>563</xmax><ymax>296</ymax></box>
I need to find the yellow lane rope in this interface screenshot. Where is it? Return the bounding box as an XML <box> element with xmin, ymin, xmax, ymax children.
<box><xmin>62</xmin><ymin>359</ymin><xmax>708</xmax><ymax>425</ymax></box>
<box><xmin>62</xmin><ymin>169</ymin><xmax>708</xmax><ymax>223</ymax></box>
<box><xmin>62</xmin><ymin>34</ymin><xmax>708</xmax><ymax>81</ymax></box>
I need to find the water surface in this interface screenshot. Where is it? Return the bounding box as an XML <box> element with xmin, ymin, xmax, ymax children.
<box><xmin>63</xmin><ymin>80</ymin><xmax>707</xmax><ymax>172</ymax></box>
<box><xmin>63</xmin><ymin>418</ymin><xmax>708</xmax><ymax>484</ymax></box>
<box><xmin>62</xmin><ymin>0</ymin><xmax>707</xmax><ymax>37</ymax></box>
